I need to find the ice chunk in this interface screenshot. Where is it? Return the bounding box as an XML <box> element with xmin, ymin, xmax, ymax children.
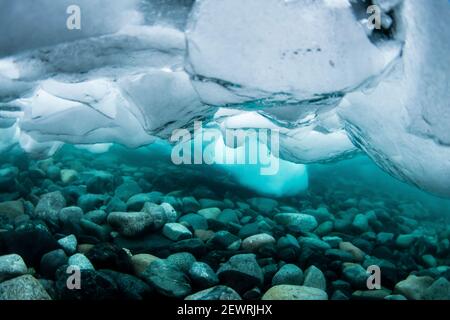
<box><xmin>338</xmin><ymin>0</ymin><xmax>450</xmax><ymax>196</ymax></box>
<box><xmin>186</xmin><ymin>0</ymin><xmax>400</xmax><ymax>105</ymax></box>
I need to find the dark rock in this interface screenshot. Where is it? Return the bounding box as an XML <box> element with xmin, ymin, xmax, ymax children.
<box><xmin>86</xmin><ymin>171</ymin><xmax>115</xmax><ymax>194</ymax></box>
<box><xmin>114</xmin><ymin>234</ymin><xmax>173</xmax><ymax>257</ymax></box>
<box><xmin>115</xmin><ymin>180</ymin><xmax>142</xmax><ymax>202</ymax></box>
<box><xmin>84</xmin><ymin>210</ymin><xmax>107</xmax><ymax>225</ymax></box>
<box><xmin>188</xmin><ymin>262</ymin><xmax>219</xmax><ymax>289</ymax></box>
<box><xmin>217</xmin><ymin>254</ymin><xmax>263</xmax><ymax>293</ymax></box>
<box><xmin>207</xmin><ymin>231</ymin><xmax>241</xmax><ymax>251</ymax></box>
<box><xmin>35</xmin><ymin>191</ymin><xmax>66</xmax><ymax>227</ymax></box>
<box><xmin>85</xmin><ymin>242</ymin><xmax>133</xmax><ymax>274</ymax></box>
<box><xmin>179</xmin><ymin>213</ymin><xmax>208</xmax><ymax>230</ymax></box>
<box><xmin>40</xmin><ymin>249</ymin><xmax>68</xmax><ymax>279</ymax></box>
<box><xmin>141</xmin><ymin>259</ymin><xmax>191</xmax><ymax>298</ymax></box>
<box><xmin>55</xmin><ymin>267</ymin><xmax>119</xmax><ymax>300</ymax></box>
<box><xmin>276</xmin><ymin>234</ymin><xmax>300</xmax><ymax>262</ymax></box>
<box><xmin>1</xmin><ymin>221</ymin><xmax>59</xmax><ymax>267</ymax></box>
<box><xmin>105</xmin><ymin>197</ymin><xmax>127</xmax><ymax>213</ymax></box>
<box><xmin>77</xmin><ymin>194</ymin><xmax>108</xmax><ymax>212</ymax></box>
<box><xmin>166</xmin><ymin>252</ymin><xmax>196</xmax><ymax>273</ymax></box>
<box><xmin>171</xmin><ymin>238</ymin><xmax>207</xmax><ymax>256</ymax></box>
<box><xmin>272</xmin><ymin>264</ymin><xmax>304</xmax><ymax>286</ymax></box>
<box><xmin>185</xmin><ymin>285</ymin><xmax>241</xmax><ymax>300</ymax></box>
<box><xmin>99</xmin><ymin>269</ymin><xmax>153</xmax><ymax>300</ymax></box>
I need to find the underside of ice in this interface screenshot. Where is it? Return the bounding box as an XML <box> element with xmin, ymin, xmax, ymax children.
<box><xmin>0</xmin><ymin>0</ymin><xmax>449</xmax><ymax>197</ymax></box>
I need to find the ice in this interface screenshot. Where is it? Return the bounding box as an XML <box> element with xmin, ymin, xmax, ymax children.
<box><xmin>0</xmin><ymin>0</ymin><xmax>449</xmax><ymax>197</ymax></box>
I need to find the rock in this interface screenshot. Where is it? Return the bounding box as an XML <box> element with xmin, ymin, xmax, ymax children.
<box><xmin>126</xmin><ymin>194</ymin><xmax>154</xmax><ymax>211</ymax></box>
<box><xmin>99</xmin><ymin>269</ymin><xmax>153</xmax><ymax>300</ymax></box>
<box><xmin>422</xmin><ymin>254</ymin><xmax>437</xmax><ymax>268</ymax></box>
<box><xmin>115</xmin><ymin>180</ymin><xmax>142</xmax><ymax>202</ymax></box>
<box><xmin>276</xmin><ymin>235</ymin><xmax>301</xmax><ymax>262</ymax></box>
<box><xmin>185</xmin><ymin>285</ymin><xmax>241</xmax><ymax>300</ymax></box>
<box><xmin>272</xmin><ymin>264</ymin><xmax>304</xmax><ymax>286</ymax></box>
<box><xmin>35</xmin><ymin>191</ymin><xmax>66</xmax><ymax>226</ymax></box>
<box><xmin>59</xmin><ymin>206</ymin><xmax>83</xmax><ymax>233</ymax></box>
<box><xmin>423</xmin><ymin>277</ymin><xmax>450</xmax><ymax>300</ymax></box>
<box><xmin>86</xmin><ymin>171</ymin><xmax>115</xmax><ymax>194</ymax></box>
<box><xmin>396</xmin><ymin>234</ymin><xmax>418</xmax><ymax>248</ymax></box>
<box><xmin>79</xmin><ymin>219</ymin><xmax>110</xmax><ymax>242</ymax></box>
<box><xmin>131</xmin><ymin>254</ymin><xmax>160</xmax><ymax>275</ymax></box>
<box><xmin>376</xmin><ymin>232</ymin><xmax>395</xmax><ymax>245</ymax></box>
<box><xmin>217</xmin><ymin>209</ymin><xmax>240</xmax><ymax>224</ymax></box>
<box><xmin>0</xmin><ymin>167</ymin><xmax>18</xmax><ymax>192</ymax></box>
<box><xmin>77</xmin><ymin>244</ymin><xmax>95</xmax><ymax>255</ymax></box>
<box><xmin>197</xmin><ymin>207</ymin><xmax>221</xmax><ymax>220</ymax></box>
<box><xmin>342</xmin><ymin>263</ymin><xmax>369</xmax><ymax>289</ymax></box>
<box><xmin>395</xmin><ymin>275</ymin><xmax>434</xmax><ymax>300</ymax></box>
<box><xmin>0</xmin><ymin>200</ymin><xmax>24</xmax><ymax>223</ymax></box>
<box><xmin>160</xmin><ymin>202</ymin><xmax>178</xmax><ymax>222</ymax></box>
<box><xmin>322</xmin><ymin>236</ymin><xmax>343</xmax><ymax>248</ymax></box>
<box><xmin>68</xmin><ymin>253</ymin><xmax>95</xmax><ymax>270</ymax></box>
<box><xmin>303</xmin><ymin>266</ymin><xmax>326</xmax><ymax>291</ymax></box>
<box><xmin>84</xmin><ymin>210</ymin><xmax>107</xmax><ymax>225</ymax></box>
<box><xmin>179</xmin><ymin>213</ymin><xmax>208</xmax><ymax>230</ymax></box>
<box><xmin>0</xmin><ymin>254</ymin><xmax>28</xmax><ymax>282</ymax></box>
<box><xmin>55</xmin><ymin>268</ymin><xmax>119</xmax><ymax>300</ymax></box>
<box><xmin>105</xmin><ymin>197</ymin><xmax>127</xmax><ymax>213</ymax></box>
<box><xmin>1</xmin><ymin>221</ymin><xmax>59</xmax><ymax>266</ymax></box>
<box><xmin>107</xmin><ymin>211</ymin><xmax>154</xmax><ymax>237</ymax></box>
<box><xmin>352</xmin><ymin>289</ymin><xmax>392</xmax><ymax>300</ymax></box>
<box><xmin>339</xmin><ymin>242</ymin><xmax>366</xmax><ymax>262</ymax></box>
<box><xmin>188</xmin><ymin>262</ymin><xmax>219</xmax><ymax>288</ymax></box>
<box><xmin>303</xmin><ymin>207</ymin><xmax>333</xmax><ymax>224</ymax></box>
<box><xmin>162</xmin><ymin>223</ymin><xmax>192</xmax><ymax>241</ymax></box>
<box><xmin>166</xmin><ymin>252</ymin><xmax>196</xmax><ymax>273</ymax></box>
<box><xmin>57</xmin><ymin>235</ymin><xmax>77</xmax><ymax>254</ymax></box>
<box><xmin>113</xmin><ymin>233</ymin><xmax>173</xmax><ymax>256</ymax></box>
<box><xmin>247</xmin><ymin>198</ymin><xmax>278</xmax><ymax>216</ymax></box>
<box><xmin>85</xmin><ymin>243</ymin><xmax>133</xmax><ymax>273</ymax></box>
<box><xmin>198</xmin><ymin>199</ymin><xmax>225</xmax><ymax>209</ymax></box>
<box><xmin>352</xmin><ymin>214</ymin><xmax>369</xmax><ymax>233</ymax></box>
<box><xmin>142</xmin><ymin>202</ymin><xmax>168</xmax><ymax>229</ymax></box>
<box><xmin>141</xmin><ymin>259</ymin><xmax>191</xmax><ymax>298</ymax></box>
<box><xmin>77</xmin><ymin>194</ymin><xmax>107</xmax><ymax>212</ymax></box>
<box><xmin>182</xmin><ymin>197</ymin><xmax>201</xmax><ymax>213</ymax></box>
<box><xmin>46</xmin><ymin>165</ymin><xmax>61</xmax><ymax>181</ymax></box>
<box><xmin>299</xmin><ymin>237</ymin><xmax>331</xmax><ymax>251</ymax></box>
<box><xmin>217</xmin><ymin>254</ymin><xmax>263</xmax><ymax>293</ymax></box>
<box><xmin>60</xmin><ymin>169</ymin><xmax>78</xmax><ymax>184</ymax></box>
<box><xmin>40</xmin><ymin>249</ymin><xmax>68</xmax><ymax>279</ymax></box>
<box><xmin>262</xmin><ymin>285</ymin><xmax>328</xmax><ymax>300</ymax></box>
<box><xmin>274</xmin><ymin>213</ymin><xmax>318</xmax><ymax>233</ymax></box>
<box><xmin>331</xmin><ymin>290</ymin><xmax>350</xmax><ymax>300</ymax></box>
<box><xmin>384</xmin><ymin>294</ymin><xmax>408</xmax><ymax>300</ymax></box>
<box><xmin>315</xmin><ymin>221</ymin><xmax>334</xmax><ymax>236</ymax></box>
<box><xmin>207</xmin><ymin>231</ymin><xmax>241</xmax><ymax>251</ymax></box>
<box><xmin>0</xmin><ymin>275</ymin><xmax>51</xmax><ymax>300</ymax></box>
<box><xmin>241</xmin><ymin>233</ymin><xmax>276</xmax><ymax>252</ymax></box>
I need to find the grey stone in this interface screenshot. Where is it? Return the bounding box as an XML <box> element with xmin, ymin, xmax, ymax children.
<box><xmin>217</xmin><ymin>254</ymin><xmax>263</xmax><ymax>293</ymax></box>
<box><xmin>0</xmin><ymin>254</ymin><xmax>28</xmax><ymax>282</ymax></box>
<box><xmin>274</xmin><ymin>213</ymin><xmax>318</xmax><ymax>233</ymax></box>
<box><xmin>272</xmin><ymin>264</ymin><xmax>304</xmax><ymax>286</ymax></box>
<box><xmin>303</xmin><ymin>265</ymin><xmax>326</xmax><ymax>291</ymax></box>
<box><xmin>35</xmin><ymin>191</ymin><xmax>66</xmax><ymax>226</ymax></box>
<box><xmin>188</xmin><ymin>262</ymin><xmax>219</xmax><ymax>288</ymax></box>
<box><xmin>68</xmin><ymin>253</ymin><xmax>95</xmax><ymax>270</ymax></box>
<box><xmin>57</xmin><ymin>234</ymin><xmax>77</xmax><ymax>255</ymax></box>
<box><xmin>107</xmin><ymin>211</ymin><xmax>154</xmax><ymax>237</ymax></box>
<box><xmin>162</xmin><ymin>223</ymin><xmax>192</xmax><ymax>241</ymax></box>
<box><xmin>0</xmin><ymin>275</ymin><xmax>51</xmax><ymax>300</ymax></box>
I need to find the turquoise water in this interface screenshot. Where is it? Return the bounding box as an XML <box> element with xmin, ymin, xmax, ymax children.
<box><xmin>0</xmin><ymin>143</ymin><xmax>449</xmax><ymax>300</ymax></box>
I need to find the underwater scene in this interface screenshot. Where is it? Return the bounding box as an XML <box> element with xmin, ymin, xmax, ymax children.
<box><xmin>0</xmin><ymin>0</ymin><xmax>450</xmax><ymax>303</ymax></box>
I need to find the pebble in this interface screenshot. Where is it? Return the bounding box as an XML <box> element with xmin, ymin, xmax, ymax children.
<box><xmin>396</xmin><ymin>234</ymin><xmax>418</xmax><ymax>249</ymax></box>
<box><xmin>272</xmin><ymin>264</ymin><xmax>304</xmax><ymax>286</ymax></box>
<box><xmin>208</xmin><ymin>231</ymin><xmax>242</xmax><ymax>251</ymax></box>
<box><xmin>68</xmin><ymin>253</ymin><xmax>95</xmax><ymax>270</ymax></box>
<box><xmin>247</xmin><ymin>198</ymin><xmax>278</xmax><ymax>216</ymax></box>
<box><xmin>141</xmin><ymin>259</ymin><xmax>191</xmax><ymax>298</ymax></box>
<box><xmin>179</xmin><ymin>213</ymin><xmax>208</xmax><ymax>230</ymax></box>
<box><xmin>241</xmin><ymin>233</ymin><xmax>276</xmax><ymax>252</ymax></box>
<box><xmin>162</xmin><ymin>223</ymin><xmax>192</xmax><ymax>241</ymax></box>
<box><xmin>423</xmin><ymin>277</ymin><xmax>450</xmax><ymax>300</ymax></box>
<box><xmin>40</xmin><ymin>249</ymin><xmax>68</xmax><ymax>279</ymax></box>
<box><xmin>188</xmin><ymin>262</ymin><xmax>219</xmax><ymax>288</ymax></box>
<box><xmin>35</xmin><ymin>191</ymin><xmax>66</xmax><ymax>226</ymax></box>
<box><xmin>166</xmin><ymin>252</ymin><xmax>196</xmax><ymax>274</ymax></box>
<box><xmin>0</xmin><ymin>254</ymin><xmax>28</xmax><ymax>282</ymax></box>
<box><xmin>217</xmin><ymin>254</ymin><xmax>263</xmax><ymax>293</ymax></box>
<box><xmin>303</xmin><ymin>265</ymin><xmax>327</xmax><ymax>291</ymax></box>
<box><xmin>274</xmin><ymin>213</ymin><xmax>318</xmax><ymax>233</ymax></box>
<box><xmin>394</xmin><ymin>275</ymin><xmax>434</xmax><ymax>300</ymax></box>
<box><xmin>0</xmin><ymin>275</ymin><xmax>51</xmax><ymax>300</ymax></box>
<box><xmin>60</xmin><ymin>169</ymin><xmax>78</xmax><ymax>184</ymax></box>
<box><xmin>339</xmin><ymin>242</ymin><xmax>366</xmax><ymax>262</ymax></box>
<box><xmin>107</xmin><ymin>211</ymin><xmax>154</xmax><ymax>237</ymax></box>
<box><xmin>160</xmin><ymin>202</ymin><xmax>178</xmax><ymax>222</ymax></box>
<box><xmin>131</xmin><ymin>254</ymin><xmax>160</xmax><ymax>275</ymax></box>
<box><xmin>342</xmin><ymin>263</ymin><xmax>369</xmax><ymax>289</ymax></box>
<box><xmin>352</xmin><ymin>214</ymin><xmax>369</xmax><ymax>233</ymax></box>
<box><xmin>197</xmin><ymin>207</ymin><xmax>221</xmax><ymax>220</ymax></box>
<box><xmin>185</xmin><ymin>285</ymin><xmax>241</xmax><ymax>300</ymax></box>
<box><xmin>262</xmin><ymin>285</ymin><xmax>328</xmax><ymax>300</ymax></box>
